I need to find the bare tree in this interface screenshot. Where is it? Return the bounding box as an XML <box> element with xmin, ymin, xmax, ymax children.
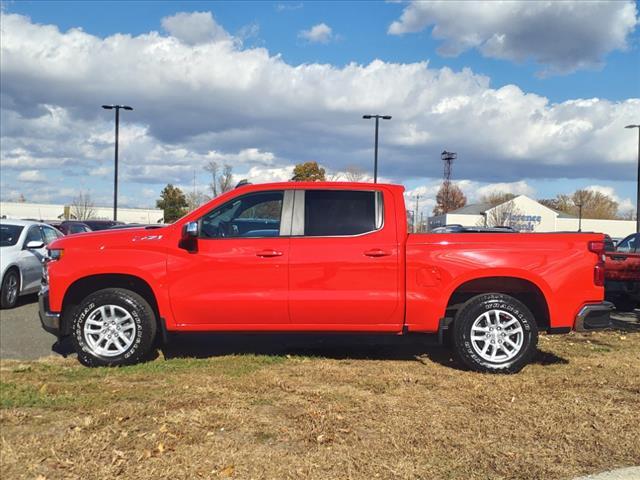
<box><xmin>481</xmin><ymin>192</ymin><xmax>516</xmax><ymax>207</ymax></box>
<box><xmin>205</xmin><ymin>160</ymin><xmax>234</xmax><ymax>197</ymax></box>
<box><xmin>185</xmin><ymin>191</ymin><xmax>208</xmax><ymax>211</ymax></box>
<box><xmin>540</xmin><ymin>190</ymin><xmax>618</xmax><ymax>219</ymax></box>
<box><xmin>71</xmin><ymin>192</ymin><xmax>96</xmax><ymax>220</ymax></box>
<box><xmin>344</xmin><ymin>165</ymin><xmax>366</xmax><ymax>182</ymax></box>
<box><xmin>482</xmin><ymin>200</ymin><xmax>521</xmax><ymax>228</ymax></box>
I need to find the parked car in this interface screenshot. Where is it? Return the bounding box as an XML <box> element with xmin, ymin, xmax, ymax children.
<box><xmin>58</xmin><ymin>221</ymin><xmax>92</xmax><ymax>235</ymax></box>
<box><xmin>82</xmin><ymin>220</ymin><xmax>124</xmax><ymax>231</ymax></box>
<box><xmin>39</xmin><ymin>182</ymin><xmax>610</xmax><ymax>372</ymax></box>
<box><xmin>605</xmin><ymin>232</ymin><xmax>639</xmax><ymax>312</ymax></box>
<box><xmin>1</xmin><ymin>220</ymin><xmax>63</xmax><ymax>308</ymax></box>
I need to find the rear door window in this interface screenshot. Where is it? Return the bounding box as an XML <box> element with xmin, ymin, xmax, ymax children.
<box><xmin>303</xmin><ymin>190</ymin><xmax>381</xmax><ymax>236</ymax></box>
<box><xmin>42</xmin><ymin>226</ymin><xmax>60</xmax><ymax>244</ymax></box>
<box><xmin>24</xmin><ymin>226</ymin><xmax>44</xmax><ymax>246</ymax></box>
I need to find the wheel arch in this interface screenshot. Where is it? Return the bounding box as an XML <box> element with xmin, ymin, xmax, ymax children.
<box><xmin>445</xmin><ymin>276</ymin><xmax>551</xmax><ymax>331</ymax></box>
<box><xmin>2</xmin><ymin>264</ymin><xmax>22</xmax><ymax>290</ymax></box>
<box><xmin>60</xmin><ymin>273</ymin><xmax>161</xmax><ymax>336</ymax></box>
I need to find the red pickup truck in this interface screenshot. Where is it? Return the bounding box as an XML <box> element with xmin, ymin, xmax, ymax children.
<box><xmin>39</xmin><ymin>182</ymin><xmax>611</xmax><ymax>373</ymax></box>
<box><xmin>605</xmin><ymin>233</ymin><xmax>640</xmax><ymax>312</ymax></box>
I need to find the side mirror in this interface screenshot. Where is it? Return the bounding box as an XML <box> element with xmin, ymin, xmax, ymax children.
<box><xmin>183</xmin><ymin>221</ymin><xmax>199</xmax><ymax>239</ymax></box>
<box><xmin>179</xmin><ymin>221</ymin><xmax>199</xmax><ymax>253</ymax></box>
<box><xmin>26</xmin><ymin>240</ymin><xmax>45</xmax><ymax>250</ymax></box>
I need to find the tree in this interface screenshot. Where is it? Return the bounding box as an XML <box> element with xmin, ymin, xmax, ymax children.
<box><xmin>157</xmin><ymin>184</ymin><xmax>188</xmax><ymax>223</ymax></box>
<box><xmin>432</xmin><ymin>181</ymin><xmax>467</xmax><ymax>215</ymax></box>
<box><xmin>205</xmin><ymin>160</ymin><xmax>234</xmax><ymax>197</ymax></box>
<box><xmin>185</xmin><ymin>190</ymin><xmax>208</xmax><ymax>212</ymax></box>
<box><xmin>572</xmin><ymin>189</ymin><xmax>618</xmax><ymax>220</ymax></box>
<box><xmin>70</xmin><ymin>192</ymin><xmax>96</xmax><ymax>220</ymax></box>
<box><xmin>16</xmin><ymin>193</ymin><xmax>27</xmax><ymax>203</ymax></box>
<box><xmin>481</xmin><ymin>192</ymin><xmax>516</xmax><ymax>207</ymax></box>
<box><xmin>540</xmin><ymin>190</ymin><xmax>618</xmax><ymax>219</ymax></box>
<box><xmin>344</xmin><ymin>165</ymin><xmax>366</xmax><ymax>182</ymax></box>
<box><xmin>483</xmin><ymin>200</ymin><xmax>521</xmax><ymax>228</ymax></box>
<box><xmin>291</xmin><ymin>161</ymin><xmax>326</xmax><ymax>182</ymax></box>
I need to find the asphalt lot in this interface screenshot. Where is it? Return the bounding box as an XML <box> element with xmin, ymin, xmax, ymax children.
<box><xmin>0</xmin><ymin>294</ymin><xmax>638</xmax><ymax>361</ymax></box>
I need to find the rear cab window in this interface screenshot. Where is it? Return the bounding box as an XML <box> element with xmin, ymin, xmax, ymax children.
<box><xmin>301</xmin><ymin>190</ymin><xmax>383</xmax><ymax>237</ymax></box>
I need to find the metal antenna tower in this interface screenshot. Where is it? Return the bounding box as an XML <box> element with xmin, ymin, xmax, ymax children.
<box><xmin>440</xmin><ymin>150</ymin><xmax>457</xmax><ymax>214</ymax></box>
<box><xmin>441</xmin><ymin>150</ymin><xmax>457</xmax><ymax>183</ymax></box>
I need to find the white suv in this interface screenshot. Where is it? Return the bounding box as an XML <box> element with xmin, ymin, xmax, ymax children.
<box><xmin>0</xmin><ymin>220</ymin><xmax>63</xmax><ymax>309</ymax></box>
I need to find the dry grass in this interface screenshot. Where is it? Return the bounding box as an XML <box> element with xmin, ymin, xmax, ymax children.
<box><xmin>1</xmin><ymin>329</ymin><xmax>639</xmax><ymax>480</ymax></box>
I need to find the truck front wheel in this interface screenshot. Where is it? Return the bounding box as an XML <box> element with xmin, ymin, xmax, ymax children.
<box><xmin>71</xmin><ymin>288</ymin><xmax>157</xmax><ymax>367</ymax></box>
<box><xmin>452</xmin><ymin>293</ymin><xmax>538</xmax><ymax>374</ymax></box>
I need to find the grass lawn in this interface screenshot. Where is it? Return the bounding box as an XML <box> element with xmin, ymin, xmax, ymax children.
<box><xmin>1</xmin><ymin>329</ymin><xmax>639</xmax><ymax>480</ymax></box>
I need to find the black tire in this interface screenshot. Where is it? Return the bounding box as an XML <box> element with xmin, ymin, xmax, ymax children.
<box><xmin>452</xmin><ymin>293</ymin><xmax>538</xmax><ymax>374</ymax></box>
<box><xmin>1</xmin><ymin>269</ymin><xmax>20</xmax><ymax>309</ymax></box>
<box><xmin>71</xmin><ymin>288</ymin><xmax>157</xmax><ymax>367</ymax></box>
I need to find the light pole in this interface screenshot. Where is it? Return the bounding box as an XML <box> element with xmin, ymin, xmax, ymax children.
<box><xmin>102</xmin><ymin>104</ymin><xmax>133</xmax><ymax>221</ymax></box>
<box><xmin>363</xmin><ymin>114</ymin><xmax>392</xmax><ymax>183</ymax></box>
<box><xmin>625</xmin><ymin>124</ymin><xmax>640</xmax><ymax>233</ymax></box>
<box><xmin>576</xmin><ymin>202</ymin><xmax>583</xmax><ymax>232</ymax></box>
<box><xmin>414</xmin><ymin>194</ymin><xmax>420</xmax><ymax>233</ymax></box>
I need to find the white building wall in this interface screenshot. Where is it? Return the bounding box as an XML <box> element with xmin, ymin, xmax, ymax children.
<box><xmin>0</xmin><ymin>202</ymin><xmax>164</xmax><ymax>224</ymax></box>
<box><xmin>555</xmin><ymin>218</ymin><xmax>635</xmax><ymax>239</ymax></box>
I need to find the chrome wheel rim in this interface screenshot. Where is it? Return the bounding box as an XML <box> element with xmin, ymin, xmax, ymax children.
<box><xmin>83</xmin><ymin>305</ymin><xmax>137</xmax><ymax>357</ymax></box>
<box><xmin>5</xmin><ymin>274</ymin><xmax>18</xmax><ymax>304</ymax></box>
<box><xmin>470</xmin><ymin>309</ymin><xmax>524</xmax><ymax>363</ymax></box>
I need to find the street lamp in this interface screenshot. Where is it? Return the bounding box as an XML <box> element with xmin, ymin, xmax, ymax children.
<box><xmin>624</xmin><ymin>124</ymin><xmax>640</xmax><ymax>233</ymax></box>
<box><xmin>363</xmin><ymin>114</ymin><xmax>392</xmax><ymax>183</ymax></box>
<box><xmin>576</xmin><ymin>202</ymin><xmax>583</xmax><ymax>232</ymax></box>
<box><xmin>102</xmin><ymin>104</ymin><xmax>133</xmax><ymax>221</ymax></box>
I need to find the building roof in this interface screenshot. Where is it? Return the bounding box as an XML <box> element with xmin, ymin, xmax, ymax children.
<box><xmin>449</xmin><ymin>203</ymin><xmax>492</xmax><ymax>215</ymax></box>
<box><xmin>449</xmin><ymin>196</ymin><xmax>578</xmax><ymax>218</ymax></box>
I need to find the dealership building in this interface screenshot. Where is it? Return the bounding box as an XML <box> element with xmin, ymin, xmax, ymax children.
<box><xmin>428</xmin><ymin>195</ymin><xmax>635</xmax><ymax>239</ymax></box>
<box><xmin>0</xmin><ymin>202</ymin><xmax>163</xmax><ymax>224</ymax></box>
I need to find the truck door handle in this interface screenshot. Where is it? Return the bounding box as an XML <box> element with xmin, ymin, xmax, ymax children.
<box><xmin>256</xmin><ymin>249</ymin><xmax>283</xmax><ymax>257</ymax></box>
<box><xmin>610</xmin><ymin>255</ymin><xmax>627</xmax><ymax>261</ymax></box>
<box><xmin>364</xmin><ymin>249</ymin><xmax>391</xmax><ymax>257</ymax></box>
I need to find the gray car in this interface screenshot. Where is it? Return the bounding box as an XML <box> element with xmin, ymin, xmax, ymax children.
<box><xmin>0</xmin><ymin>220</ymin><xmax>63</xmax><ymax>308</ymax></box>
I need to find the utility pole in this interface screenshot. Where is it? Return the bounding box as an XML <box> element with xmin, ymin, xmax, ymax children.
<box><xmin>102</xmin><ymin>104</ymin><xmax>133</xmax><ymax>221</ymax></box>
<box><xmin>625</xmin><ymin>124</ymin><xmax>640</xmax><ymax>233</ymax></box>
<box><xmin>362</xmin><ymin>114</ymin><xmax>392</xmax><ymax>183</ymax></box>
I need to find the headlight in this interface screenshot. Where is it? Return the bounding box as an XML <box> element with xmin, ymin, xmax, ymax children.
<box><xmin>48</xmin><ymin>248</ymin><xmax>64</xmax><ymax>261</ymax></box>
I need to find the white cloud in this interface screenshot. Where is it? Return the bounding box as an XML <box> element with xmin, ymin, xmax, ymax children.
<box><xmin>17</xmin><ymin>170</ymin><xmax>45</xmax><ymax>183</ymax></box>
<box><xmin>0</xmin><ymin>11</ymin><xmax>638</xmax><ymax>207</ymax></box>
<box><xmin>161</xmin><ymin>11</ymin><xmax>230</xmax><ymax>45</ymax></box>
<box><xmin>389</xmin><ymin>1</ymin><xmax>638</xmax><ymax>75</ymax></box>
<box><xmin>298</xmin><ymin>23</ymin><xmax>333</xmax><ymax>44</ymax></box>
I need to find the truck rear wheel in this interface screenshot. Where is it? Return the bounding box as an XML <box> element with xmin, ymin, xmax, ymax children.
<box><xmin>452</xmin><ymin>293</ymin><xmax>538</xmax><ymax>374</ymax></box>
<box><xmin>71</xmin><ymin>288</ymin><xmax>157</xmax><ymax>367</ymax></box>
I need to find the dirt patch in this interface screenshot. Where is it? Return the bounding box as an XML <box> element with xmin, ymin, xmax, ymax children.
<box><xmin>1</xmin><ymin>331</ymin><xmax>639</xmax><ymax>480</ymax></box>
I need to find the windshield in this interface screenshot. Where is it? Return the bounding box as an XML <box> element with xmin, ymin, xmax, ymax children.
<box><xmin>0</xmin><ymin>224</ymin><xmax>24</xmax><ymax>247</ymax></box>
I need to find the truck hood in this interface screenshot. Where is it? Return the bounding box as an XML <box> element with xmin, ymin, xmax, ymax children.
<box><xmin>48</xmin><ymin>226</ymin><xmax>171</xmax><ymax>251</ymax></box>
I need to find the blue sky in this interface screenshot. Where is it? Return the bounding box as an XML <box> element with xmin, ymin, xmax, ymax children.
<box><xmin>10</xmin><ymin>0</ymin><xmax>639</xmax><ymax>103</ymax></box>
<box><xmin>1</xmin><ymin>0</ymin><xmax>639</xmax><ymax>215</ymax></box>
